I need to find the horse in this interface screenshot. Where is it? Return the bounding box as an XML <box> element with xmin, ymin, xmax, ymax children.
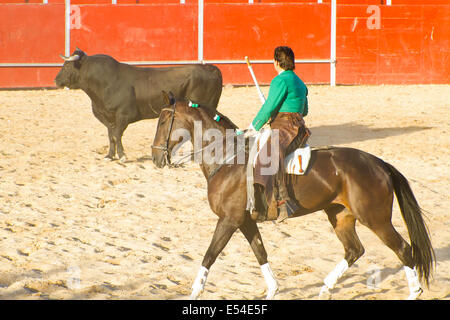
<box><xmin>151</xmin><ymin>93</ymin><xmax>435</xmax><ymax>300</ymax></box>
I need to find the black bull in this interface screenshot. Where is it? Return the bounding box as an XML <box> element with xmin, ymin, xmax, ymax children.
<box><xmin>54</xmin><ymin>49</ymin><xmax>222</xmax><ymax>161</ymax></box>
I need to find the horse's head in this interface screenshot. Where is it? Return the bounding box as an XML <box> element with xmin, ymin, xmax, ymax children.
<box><xmin>152</xmin><ymin>91</ymin><xmax>190</xmax><ymax>168</ymax></box>
<box><xmin>152</xmin><ymin>91</ymin><xmax>240</xmax><ymax>168</ymax></box>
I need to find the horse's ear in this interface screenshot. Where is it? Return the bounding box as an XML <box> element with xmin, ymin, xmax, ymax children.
<box><xmin>161</xmin><ymin>90</ymin><xmax>171</xmax><ymax>106</ymax></box>
<box><xmin>168</xmin><ymin>91</ymin><xmax>176</xmax><ymax>105</ymax></box>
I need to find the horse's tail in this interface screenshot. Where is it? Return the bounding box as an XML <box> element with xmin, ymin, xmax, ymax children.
<box><xmin>384</xmin><ymin>162</ymin><xmax>435</xmax><ymax>286</ymax></box>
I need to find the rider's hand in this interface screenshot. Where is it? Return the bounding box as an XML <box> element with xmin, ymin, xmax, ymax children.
<box><xmin>244</xmin><ymin>123</ymin><xmax>258</xmax><ymax>138</ymax></box>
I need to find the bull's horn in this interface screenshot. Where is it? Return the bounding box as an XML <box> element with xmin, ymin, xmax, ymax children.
<box><xmin>59</xmin><ymin>54</ymin><xmax>80</xmax><ymax>62</ymax></box>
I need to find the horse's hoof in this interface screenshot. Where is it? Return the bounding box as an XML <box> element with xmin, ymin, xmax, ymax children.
<box><xmin>319</xmin><ymin>285</ymin><xmax>332</xmax><ymax>300</ymax></box>
<box><xmin>119</xmin><ymin>155</ymin><xmax>127</xmax><ymax>163</ymax></box>
<box><xmin>265</xmin><ymin>283</ymin><xmax>279</xmax><ymax>300</ymax></box>
<box><xmin>407</xmin><ymin>288</ymin><xmax>423</xmax><ymax>300</ymax></box>
<box><xmin>265</xmin><ymin>288</ymin><xmax>278</xmax><ymax>300</ymax></box>
<box><xmin>103</xmin><ymin>156</ymin><xmax>114</xmax><ymax>162</ymax></box>
<box><xmin>190</xmin><ymin>287</ymin><xmax>202</xmax><ymax>300</ymax></box>
<box><xmin>190</xmin><ymin>293</ymin><xmax>199</xmax><ymax>300</ymax></box>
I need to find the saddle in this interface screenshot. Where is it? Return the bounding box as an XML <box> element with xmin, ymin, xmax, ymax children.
<box><xmin>246</xmin><ymin>129</ymin><xmax>311</xmax><ymax>222</ymax></box>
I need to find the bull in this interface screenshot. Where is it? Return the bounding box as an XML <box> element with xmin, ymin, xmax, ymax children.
<box><xmin>54</xmin><ymin>49</ymin><xmax>222</xmax><ymax>162</ymax></box>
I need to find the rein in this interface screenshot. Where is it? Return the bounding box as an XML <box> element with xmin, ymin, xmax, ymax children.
<box><xmin>169</xmin><ymin>131</ymin><xmax>243</xmax><ymax>172</ymax></box>
<box><xmin>152</xmin><ymin>101</ymin><xmax>248</xmax><ymax>174</ymax></box>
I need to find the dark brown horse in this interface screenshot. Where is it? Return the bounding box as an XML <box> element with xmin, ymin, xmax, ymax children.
<box><xmin>151</xmin><ymin>94</ymin><xmax>435</xmax><ymax>300</ymax></box>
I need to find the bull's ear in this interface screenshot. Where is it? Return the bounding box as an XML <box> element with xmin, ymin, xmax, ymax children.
<box><xmin>74</xmin><ymin>59</ymin><xmax>82</xmax><ymax>69</ymax></box>
<box><xmin>74</xmin><ymin>47</ymin><xmax>85</xmax><ymax>55</ymax></box>
<box><xmin>72</xmin><ymin>48</ymin><xmax>85</xmax><ymax>69</ymax></box>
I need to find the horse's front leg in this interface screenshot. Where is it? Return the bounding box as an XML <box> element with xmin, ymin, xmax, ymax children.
<box><xmin>239</xmin><ymin>215</ymin><xmax>279</xmax><ymax>300</ymax></box>
<box><xmin>190</xmin><ymin>217</ymin><xmax>238</xmax><ymax>300</ymax></box>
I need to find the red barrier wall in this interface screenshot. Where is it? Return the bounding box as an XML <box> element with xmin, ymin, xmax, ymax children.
<box><xmin>204</xmin><ymin>3</ymin><xmax>331</xmax><ymax>83</ymax></box>
<box><xmin>0</xmin><ymin>4</ymin><xmax>65</xmax><ymax>87</ymax></box>
<box><xmin>0</xmin><ymin>2</ymin><xmax>449</xmax><ymax>87</ymax></box>
<box><xmin>70</xmin><ymin>4</ymin><xmax>198</xmax><ymax>61</ymax></box>
<box><xmin>204</xmin><ymin>4</ymin><xmax>330</xmax><ymax>60</ymax></box>
<box><xmin>337</xmin><ymin>5</ymin><xmax>450</xmax><ymax>84</ymax></box>
<box><xmin>0</xmin><ymin>0</ymin><xmax>326</xmax><ymax>3</ymax></box>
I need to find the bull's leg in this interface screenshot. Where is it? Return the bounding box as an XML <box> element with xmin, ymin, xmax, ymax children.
<box><xmin>239</xmin><ymin>214</ymin><xmax>278</xmax><ymax>299</ymax></box>
<box><xmin>112</xmin><ymin>120</ymin><xmax>129</xmax><ymax>163</ymax></box>
<box><xmin>92</xmin><ymin>106</ymin><xmax>116</xmax><ymax>160</ymax></box>
<box><xmin>105</xmin><ymin>127</ymin><xmax>116</xmax><ymax>160</ymax></box>
<box><xmin>190</xmin><ymin>217</ymin><xmax>238</xmax><ymax>300</ymax></box>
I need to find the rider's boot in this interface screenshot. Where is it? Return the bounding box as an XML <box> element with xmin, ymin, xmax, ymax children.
<box><xmin>276</xmin><ymin>179</ymin><xmax>299</xmax><ymax>223</ymax></box>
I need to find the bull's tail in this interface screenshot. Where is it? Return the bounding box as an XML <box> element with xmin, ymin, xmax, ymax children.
<box><xmin>384</xmin><ymin>162</ymin><xmax>435</xmax><ymax>286</ymax></box>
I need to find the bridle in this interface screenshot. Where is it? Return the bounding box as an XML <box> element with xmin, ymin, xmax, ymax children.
<box><xmin>151</xmin><ymin>100</ymin><xmax>248</xmax><ymax>173</ymax></box>
<box><xmin>151</xmin><ymin>102</ymin><xmax>177</xmax><ymax>166</ymax></box>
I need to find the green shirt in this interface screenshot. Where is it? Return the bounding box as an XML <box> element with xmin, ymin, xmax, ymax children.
<box><xmin>251</xmin><ymin>70</ymin><xmax>308</xmax><ymax>131</ymax></box>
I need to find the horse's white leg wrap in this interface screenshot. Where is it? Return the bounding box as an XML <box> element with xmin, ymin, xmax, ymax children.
<box><xmin>261</xmin><ymin>263</ymin><xmax>279</xmax><ymax>300</ymax></box>
<box><xmin>319</xmin><ymin>259</ymin><xmax>349</xmax><ymax>298</ymax></box>
<box><xmin>404</xmin><ymin>266</ymin><xmax>423</xmax><ymax>300</ymax></box>
<box><xmin>190</xmin><ymin>266</ymin><xmax>209</xmax><ymax>300</ymax></box>
<box><xmin>324</xmin><ymin>259</ymin><xmax>349</xmax><ymax>289</ymax></box>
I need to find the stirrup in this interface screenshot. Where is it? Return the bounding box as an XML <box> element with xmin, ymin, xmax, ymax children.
<box><xmin>276</xmin><ymin>201</ymin><xmax>289</xmax><ymax>223</ymax></box>
<box><xmin>277</xmin><ymin>199</ymin><xmax>299</xmax><ymax>223</ymax></box>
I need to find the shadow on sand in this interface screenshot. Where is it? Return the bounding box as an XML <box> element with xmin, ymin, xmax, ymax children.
<box><xmin>308</xmin><ymin>122</ymin><xmax>431</xmax><ymax>147</ymax></box>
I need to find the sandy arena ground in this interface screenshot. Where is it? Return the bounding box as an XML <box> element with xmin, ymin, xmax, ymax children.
<box><xmin>0</xmin><ymin>84</ymin><xmax>448</xmax><ymax>300</ymax></box>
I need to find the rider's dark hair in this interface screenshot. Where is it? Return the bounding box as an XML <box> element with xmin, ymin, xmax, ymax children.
<box><xmin>274</xmin><ymin>46</ymin><xmax>295</xmax><ymax>71</ymax></box>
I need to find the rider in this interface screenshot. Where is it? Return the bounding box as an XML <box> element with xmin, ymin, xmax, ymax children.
<box><xmin>245</xmin><ymin>46</ymin><xmax>310</xmax><ymax>222</ymax></box>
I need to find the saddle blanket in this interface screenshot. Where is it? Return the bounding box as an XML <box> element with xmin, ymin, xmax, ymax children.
<box><xmin>251</xmin><ymin>128</ymin><xmax>311</xmax><ymax>175</ymax></box>
<box><xmin>284</xmin><ymin>144</ymin><xmax>311</xmax><ymax>175</ymax></box>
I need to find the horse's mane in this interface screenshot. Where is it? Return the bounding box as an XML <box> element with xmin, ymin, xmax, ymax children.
<box><xmin>179</xmin><ymin>99</ymin><xmax>239</xmax><ymax>130</ymax></box>
<box><xmin>200</xmin><ymin>107</ymin><xmax>239</xmax><ymax>130</ymax></box>
<box><xmin>167</xmin><ymin>99</ymin><xmax>248</xmax><ymax>169</ymax></box>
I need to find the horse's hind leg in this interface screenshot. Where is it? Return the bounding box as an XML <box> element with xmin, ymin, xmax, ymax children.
<box><xmin>319</xmin><ymin>206</ymin><xmax>365</xmax><ymax>299</ymax></box>
<box><xmin>368</xmin><ymin>220</ymin><xmax>422</xmax><ymax>299</ymax></box>
<box><xmin>190</xmin><ymin>217</ymin><xmax>238</xmax><ymax>300</ymax></box>
<box><xmin>239</xmin><ymin>214</ymin><xmax>279</xmax><ymax>299</ymax></box>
